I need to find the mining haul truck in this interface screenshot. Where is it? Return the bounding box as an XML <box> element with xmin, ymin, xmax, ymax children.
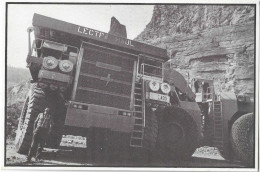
<box><xmin>15</xmin><ymin>13</ymin><xmax>203</xmax><ymax>162</ymax></box>
<box><xmin>190</xmin><ymin>78</ymin><xmax>255</xmax><ymax>166</ymax></box>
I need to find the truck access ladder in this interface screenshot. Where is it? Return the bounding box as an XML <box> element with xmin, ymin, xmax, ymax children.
<box><xmin>130</xmin><ymin>81</ymin><xmax>145</xmax><ymax>147</ymax></box>
<box><xmin>212</xmin><ymin>101</ymin><xmax>224</xmax><ymax>151</ymax></box>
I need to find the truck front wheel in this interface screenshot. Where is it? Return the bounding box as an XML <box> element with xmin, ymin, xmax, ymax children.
<box><xmin>156</xmin><ymin>106</ymin><xmax>199</xmax><ymax>161</ymax></box>
<box><xmin>231</xmin><ymin>113</ymin><xmax>254</xmax><ymax>166</ymax></box>
<box><xmin>15</xmin><ymin>84</ymin><xmax>47</xmax><ymax>154</ymax></box>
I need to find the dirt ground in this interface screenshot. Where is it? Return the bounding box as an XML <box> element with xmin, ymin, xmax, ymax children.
<box><xmin>5</xmin><ymin>139</ymin><xmax>245</xmax><ymax>168</ymax></box>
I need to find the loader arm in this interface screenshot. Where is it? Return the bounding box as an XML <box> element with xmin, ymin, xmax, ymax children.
<box><xmin>163</xmin><ymin>67</ymin><xmax>195</xmax><ymax>101</ymax></box>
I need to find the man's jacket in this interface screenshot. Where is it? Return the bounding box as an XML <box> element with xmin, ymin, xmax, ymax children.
<box><xmin>34</xmin><ymin>113</ymin><xmax>52</xmax><ymax>130</ymax></box>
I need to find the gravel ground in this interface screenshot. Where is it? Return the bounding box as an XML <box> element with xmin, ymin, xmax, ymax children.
<box><xmin>5</xmin><ymin>138</ymin><xmax>244</xmax><ymax>167</ymax></box>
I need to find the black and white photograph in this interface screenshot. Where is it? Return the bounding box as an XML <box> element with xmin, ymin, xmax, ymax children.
<box><xmin>2</xmin><ymin>1</ymin><xmax>259</xmax><ymax>170</ymax></box>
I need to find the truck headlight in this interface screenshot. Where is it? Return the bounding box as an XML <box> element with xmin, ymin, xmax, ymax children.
<box><xmin>149</xmin><ymin>80</ymin><xmax>160</xmax><ymax>91</ymax></box>
<box><xmin>161</xmin><ymin>83</ymin><xmax>171</xmax><ymax>94</ymax></box>
<box><xmin>43</xmin><ymin>56</ymin><xmax>58</xmax><ymax>70</ymax></box>
<box><xmin>59</xmin><ymin>60</ymin><xmax>73</xmax><ymax>73</ymax></box>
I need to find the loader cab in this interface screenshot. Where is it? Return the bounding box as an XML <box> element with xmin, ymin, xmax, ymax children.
<box><xmin>192</xmin><ymin>79</ymin><xmax>215</xmax><ymax>103</ymax></box>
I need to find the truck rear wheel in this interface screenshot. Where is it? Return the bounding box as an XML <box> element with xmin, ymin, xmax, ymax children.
<box><xmin>231</xmin><ymin>113</ymin><xmax>254</xmax><ymax>166</ymax></box>
<box><xmin>15</xmin><ymin>84</ymin><xmax>47</xmax><ymax>154</ymax></box>
<box><xmin>156</xmin><ymin>106</ymin><xmax>199</xmax><ymax>161</ymax></box>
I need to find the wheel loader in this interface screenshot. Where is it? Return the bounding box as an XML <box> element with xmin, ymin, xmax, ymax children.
<box><xmin>190</xmin><ymin>78</ymin><xmax>255</xmax><ymax>166</ymax></box>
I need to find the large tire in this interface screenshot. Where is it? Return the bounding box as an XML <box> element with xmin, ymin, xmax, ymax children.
<box><xmin>156</xmin><ymin>106</ymin><xmax>200</xmax><ymax>161</ymax></box>
<box><xmin>231</xmin><ymin>113</ymin><xmax>254</xmax><ymax>166</ymax></box>
<box><xmin>15</xmin><ymin>84</ymin><xmax>47</xmax><ymax>154</ymax></box>
<box><xmin>15</xmin><ymin>83</ymin><xmax>66</xmax><ymax>154</ymax></box>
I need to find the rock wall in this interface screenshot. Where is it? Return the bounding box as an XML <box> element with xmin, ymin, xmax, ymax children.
<box><xmin>136</xmin><ymin>5</ymin><xmax>255</xmax><ymax>96</ymax></box>
<box><xmin>7</xmin><ymin>82</ymin><xmax>30</xmax><ymax>138</ymax></box>
<box><xmin>7</xmin><ymin>66</ymin><xmax>31</xmax><ymax>138</ymax></box>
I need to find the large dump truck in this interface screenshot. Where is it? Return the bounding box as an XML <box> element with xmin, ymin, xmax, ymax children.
<box><xmin>190</xmin><ymin>78</ymin><xmax>255</xmax><ymax>166</ymax></box>
<box><xmin>15</xmin><ymin>13</ymin><xmax>202</xmax><ymax>162</ymax></box>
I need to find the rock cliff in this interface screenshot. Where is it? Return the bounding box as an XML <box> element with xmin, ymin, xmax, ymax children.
<box><xmin>136</xmin><ymin>5</ymin><xmax>255</xmax><ymax>96</ymax></box>
<box><xmin>7</xmin><ymin>66</ymin><xmax>31</xmax><ymax>138</ymax></box>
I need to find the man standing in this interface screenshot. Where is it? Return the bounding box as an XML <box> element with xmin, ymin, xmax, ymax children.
<box><xmin>26</xmin><ymin>107</ymin><xmax>52</xmax><ymax>162</ymax></box>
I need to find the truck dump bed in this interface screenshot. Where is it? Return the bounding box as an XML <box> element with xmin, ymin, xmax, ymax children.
<box><xmin>32</xmin><ymin>13</ymin><xmax>168</xmax><ymax>60</ymax></box>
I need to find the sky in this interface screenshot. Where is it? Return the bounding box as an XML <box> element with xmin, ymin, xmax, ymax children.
<box><xmin>7</xmin><ymin>4</ymin><xmax>154</xmax><ymax>68</ymax></box>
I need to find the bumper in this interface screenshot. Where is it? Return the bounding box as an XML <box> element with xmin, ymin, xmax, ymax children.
<box><xmin>64</xmin><ymin>102</ymin><xmax>135</xmax><ymax>133</ymax></box>
<box><xmin>38</xmin><ymin>69</ymin><xmax>73</xmax><ymax>84</ymax></box>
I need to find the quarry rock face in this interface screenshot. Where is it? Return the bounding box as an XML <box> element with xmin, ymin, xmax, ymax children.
<box><xmin>136</xmin><ymin>5</ymin><xmax>255</xmax><ymax>96</ymax></box>
<box><xmin>7</xmin><ymin>82</ymin><xmax>30</xmax><ymax>138</ymax></box>
<box><xmin>7</xmin><ymin>81</ymin><xmax>30</xmax><ymax>107</ymax></box>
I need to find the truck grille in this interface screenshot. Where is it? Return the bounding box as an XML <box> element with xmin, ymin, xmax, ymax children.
<box><xmin>74</xmin><ymin>42</ymin><xmax>135</xmax><ymax>110</ymax></box>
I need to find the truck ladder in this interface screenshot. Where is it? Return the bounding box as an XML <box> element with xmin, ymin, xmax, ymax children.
<box><xmin>130</xmin><ymin>81</ymin><xmax>144</xmax><ymax>147</ymax></box>
<box><xmin>212</xmin><ymin>101</ymin><xmax>224</xmax><ymax>151</ymax></box>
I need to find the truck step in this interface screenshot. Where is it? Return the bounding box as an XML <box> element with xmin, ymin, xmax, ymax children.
<box><xmin>131</xmin><ymin>133</ymin><xmax>143</xmax><ymax>139</ymax></box>
<box><xmin>130</xmin><ymin>144</ymin><xmax>143</xmax><ymax>148</ymax></box>
<box><xmin>134</xmin><ymin>116</ymin><xmax>143</xmax><ymax>119</ymax></box>
<box><xmin>135</xmin><ymin>98</ymin><xmax>142</xmax><ymax>101</ymax></box>
<box><xmin>135</xmin><ymin>83</ymin><xmax>142</xmax><ymax>86</ymax></box>
<box><xmin>131</xmin><ymin>136</ymin><xmax>143</xmax><ymax>140</ymax></box>
<box><xmin>134</xmin><ymin>104</ymin><xmax>142</xmax><ymax>107</ymax></box>
<box><xmin>130</xmin><ymin>138</ymin><xmax>143</xmax><ymax>147</ymax></box>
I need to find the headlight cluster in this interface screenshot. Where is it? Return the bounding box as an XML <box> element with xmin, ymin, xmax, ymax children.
<box><xmin>149</xmin><ymin>81</ymin><xmax>171</xmax><ymax>94</ymax></box>
<box><xmin>59</xmin><ymin>60</ymin><xmax>74</xmax><ymax>73</ymax></box>
<box><xmin>149</xmin><ymin>81</ymin><xmax>160</xmax><ymax>92</ymax></box>
<box><xmin>43</xmin><ymin>56</ymin><xmax>73</xmax><ymax>73</ymax></box>
<box><xmin>43</xmin><ymin>56</ymin><xmax>58</xmax><ymax>70</ymax></box>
